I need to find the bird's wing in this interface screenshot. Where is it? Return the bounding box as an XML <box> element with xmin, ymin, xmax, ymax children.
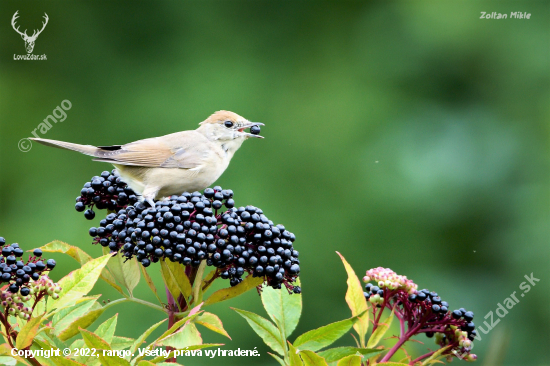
<box><xmin>93</xmin><ymin>131</ymin><xmax>212</xmax><ymax>168</ymax></box>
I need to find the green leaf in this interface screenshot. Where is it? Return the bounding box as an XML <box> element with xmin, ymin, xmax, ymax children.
<box><xmin>299</xmin><ymin>350</ymin><xmax>329</xmax><ymax>366</ymax></box>
<box><xmin>153</xmin><ymin>309</ymin><xmax>202</xmax><ymax>345</ymax></box>
<box><xmin>366</xmin><ymin>309</ymin><xmax>395</xmax><ymax>348</ymax></box>
<box><xmin>157</xmin><ymin>322</ymin><xmax>202</xmax><ymax>348</ymax></box>
<box><xmin>38</xmin><ymin>241</ymin><xmax>123</xmax><ymax>295</ymax></box>
<box><xmin>137</xmin><ymin>361</ymin><xmax>157</xmax><ymax>366</ymax></box>
<box><xmin>336</xmin><ymin>252</ymin><xmax>369</xmax><ymax>347</ymax></box>
<box><xmin>288</xmin><ymin>341</ymin><xmax>304</xmax><ymax>366</ymax></box>
<box><xmin>269</xmin><ymin>352</ymin><xmax>286</xmax><ymax>366</ymax></box>
<box><xmin>160</xmin><ymin>259</ymin><xmax>192</xmax><ymax>302</ymax></box>
<box><xmin>140</xmin><ymin>264</ymin><xmax>163</xmax><ymax>305</ymax></box>
<box><xmin>0</xmin><ymin>356</ymin><xmax>16</xmax><ymax>366</ymax></box>
<box><xmin>293</xmin><ymin>314</ymin><xmax>361</xmax><ymax>352</ymax></box>
<box><xmin>261</xmin><ymin>278</ymin><xmax>302</xmax><ymax>339</ymax></box>
<box><xmin>94</xmin><ymin>314</ymin><xmax>118</xmax><ymax>345</ymax></box>
<box><xmin>0</xmin><ymin>343</ymin><xmax>31</xmax><ymax>365</ymax></box>
<box><xmin>51</xmin><ymin>357</ymin><xmax>87</xmax><ymax>366</ymax></box>
<box><xmin>54</xmin><ymin>298</ymin><xmax>105</xmax><ymax>341</ymax></box>
<box><xmin>196</xmin><ymin>311</ymin><xmax>231</xmax><ymax>339</ymax></box>
<box><xmin>15</xmin><ymin>313</ymin><xmax>45</xmax><ymax>349</ymax></box>
<box><xmin>80</xmin><ymin>328</ymin><xmax>131</xmax><ymax>366</ymax></box>
<box><xmin>47</xmin><ymin>254</ymin><xmax>112</xmax><ymax>312</ymax></box>
<box><xmin>104</xmin><ymin>247</ymin><xmax>140</xmax><ymax>297</ymax></box>
<box><xmin>232</xmin><ymin>307</ymin><xmax>285</xmax><ymax>356</ymax></box>
<box><xmin>30</xmin><ymin>339</ymin><xmax>58</xmax><ymax>366</ymax></box>
<box><xmin>422</xmin><ymin>345</ymin><xmax>451</xmax><ymax>365</ymax></box>
<box><xmin>336</xmin><ymin>355</ymin><xmax>361</xmax><ymax>366</ymax></box>
<box><xmin>192</xmin><ymin>261</ymin><xmax>206</xmax><ymax>305</ymax></box>
<box><xmin>205</xmin><ymin>274</ymin><xmax>263</xmax><ymax>306</ymax></box>
<box><xmin>111</xmin><ymin>336</ymin><xmax>134</xmax><ymax>350</ymax></box>
<box><xmin>147</xmin><ymin>345</ymin><xmax>222</xmax><ymax>364</ymax></box>
<box><xmin>129</xmin><ymin>319</ymin><xmax>166</xmax><ymax>356</ymax></box>
<box><xmin>318</xmin><ymin>347</ymin><xmax>384</xmax><ymax>363</ymax></box>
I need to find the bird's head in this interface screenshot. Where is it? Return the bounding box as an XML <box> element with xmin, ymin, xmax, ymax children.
<box><xmin>197</xmin><ymin>111</ymin><xmax>264</xmax><ymax>149</ymax></box>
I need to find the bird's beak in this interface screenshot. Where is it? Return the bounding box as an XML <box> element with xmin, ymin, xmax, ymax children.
<box><xmin>239</xmin><ymin>121</ymin><xmax>264</xmax><ymax>139</ymax></box>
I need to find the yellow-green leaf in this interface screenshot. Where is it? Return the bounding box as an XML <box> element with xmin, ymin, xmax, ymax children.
<box><xmin>0</xmin><ymin>343</ymin><xmax>31</xmax><ymax>365</ymax></box>
<box><xmin>16</xmin><ymin>313</ymin><xmax>45</xmax><ymax>349</ymax></box>
<box><xmin>299</xmin><ymin>350</ymin><xmax>329</xmax><ymax>366</ymax></box>
<box><xmin>158</xmin><ymin>322</ymin><xmax>202</xmax><ymax>349</ymax></box>
<box><xmin>51</xmin><ymin>357</ymin><xmax>87</xmax><ymax>366</ymax></box>
<box><xmin>80</xmin><ymin>328</ymin><xmax>131</xmax><ymax>366</ymax></box>
<box><xmin>147</xmin><ymin>345</ymin><xmax>221</xmax><ymax>364</ymax></box>
<box><xmin>47</xmin><ymin>254</ymin><xmax>112</xmax><ymax>312</ymax></box>
<box><xmin>336</xmin><ymin>354</ymin><xmax>362</xmax><ymax>366</ymax></box>
<box><xmin>140</xmin><ymin>264</ymin><xmax>162</xmax><ymax>305</ymax></box>
<box><xmin>269</xmin><ymin>352</ymin><xmax>286</xmax><ymax>366</ymax></box>
<box><xmin>201</xmin><ymin>269</ymin><xmax>219</xmax><ymax>292</ymax></box>
<box><xmin>153</xmin><ymin>310</ymin><xmax>202</xmax><ymax>346</ymax></box>
<box><xmin>192</xmin><ymin>261</ymin><xmax>206</xmax><ymax>305</ymax></box>
<box><xmin>160</xmin><ymin>259</ymin><xmax>192</xmax><ymax>302</ymax></box>
<box><xmin>232</xmin><ymin>307</ymin><xmax>285</xmax><ymax>356</ymax></box>
<box><xmin>293</xmin><ymin>315</ymin><xmax>361</xmax><ymax>352</ymax></box>
<box><xmin>288</xmin><ymin>342</ymin><xmax>304</xmax><ymax>366</ymax></box>
<box><xmin>318</xmin><ymin>347</ymin><xmax>384</xmax><ymax>363</ymax></box>
<box><xmin>111</xmin><ymin>336</ymin><xmax>134</xmax><ymax>350</ymax></box>
<box><xmin>55</xmin><ymin>300</ymin><xmax>105</xmax><ymax>341</ymax></box>
<box><xmin>196</xmin><ymin>311</ymin><xmax>231</xmax><ymax>339</ymax></box>
<box><xmin>104</xmin><ymin>247</ymin><xmax>140</xmax><ymax>297</ymax></box>
<box><xmin>94</xmin><ymin>314</ymin><xmax>118</xmax><ymax>345</ymax></box>
<box><xmin>336</xmin><ymin>252</ymin><xmax>369</xmax><ymax>347</ymax></box>
<box><xmin>38</xmin><ymin>241</ymin><xmax>123</xmax><ymax>295</ymax></box>
<box><xmin>366</xmin><ymin>309</ymin><xmax>395</xmax><ymax>348</ymax></box>
<box><xmin>422</xmin><ymin>345</ymin><xmax>451</xmax><ymax>365</ymax></box>
<box><xmin>129</xmin><ymin>319</ymin><xmax>166</xmax><ymax>356</ymax></box>
<box><xmin>205</xmin><ymin>274</ymin><xmax>263</xmax><ymax>306</ymax></box>
<box><xmin>137</xmin><ymin>361</ymin><xmax>156</xmax><ymax>366</ymax></box>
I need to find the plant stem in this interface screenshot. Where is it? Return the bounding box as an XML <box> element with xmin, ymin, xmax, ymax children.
<box><xmin>165</xmin><ymin>286</ymin><xmax>177</xmax><ymax>363</ymax></box>
<box><xmin>410</xmin><ymin>349</ymin><xmax>437</xmax><ymax>365</ymax></box>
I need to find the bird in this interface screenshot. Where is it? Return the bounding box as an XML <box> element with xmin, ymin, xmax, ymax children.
<box><xmin>31</xmin><ymin>110</ymin><xmax>263</xmax><ymax>207</ymax></box>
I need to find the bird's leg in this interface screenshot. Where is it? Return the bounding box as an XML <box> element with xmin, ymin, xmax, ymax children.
<box><xmin>141</xmin><ymin>186</ymin><xmax>160</xmax><ymax>207</ymax></box>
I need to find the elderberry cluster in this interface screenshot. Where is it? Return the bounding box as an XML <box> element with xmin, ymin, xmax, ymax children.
<box><xmin>0</xmin><ymin>237</ymin><xmax>57</xmax><ymax>296</ymax></box>
<box><xmin>86</xmin><ymin>186</ymin><xmax>300</xmax><ymax>291</ymax></box>
<box><xmin>75</xmin><ymin>170</ymin><xmax>138</xmax><ymax>220</ymax></box>
<box><xmin>364</xmin><ymin>267</ymin><xmax>477</xmax><ymax>361</ymax></box>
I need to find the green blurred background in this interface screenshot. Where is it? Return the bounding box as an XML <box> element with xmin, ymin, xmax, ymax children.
<box><xmin>0</xmin><ymin>1</ymin><xmax>548</xmax><ymax>365</ymax></box>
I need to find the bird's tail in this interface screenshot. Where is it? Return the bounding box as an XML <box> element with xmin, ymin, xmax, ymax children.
<box><xmin>30</xmin><ymin>138</ymin><xmax>98</xmax><ymax>157</ymax></box>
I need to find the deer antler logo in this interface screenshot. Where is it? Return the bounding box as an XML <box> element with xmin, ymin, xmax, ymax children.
<box><xmin>11</xmin><ymin>11</ymin><xmax>49</xmax><ymax>54</ymax></box>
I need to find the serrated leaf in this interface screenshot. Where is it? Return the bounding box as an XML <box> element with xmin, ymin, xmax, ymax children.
<box><xmin>336</xmin><ymin>252</ymin><xmax>369</xmax><ymax>347</ymax></box>
<box><xmin>158</xmin><ymin>322</ymin><xmax>202</xmax><ymax>348</ymax></box>
<box><xmin>80</xmin><ymin>328</ymin><xmax>131</xmax><ymax>366</ymax></box>
<box><xmin>38</xmin><ymin>241</ymin><xmax>123</xmax><ymax>295</ymax></box>
<box><xmin>53</xmin><ymin>297</ymin><xmax>103</xmax><ymax>341</ymax></box>
<box><xmin>129</xmin><ymin>319</ymin><xmax>166</xmax><ymax>356</ymax></box>
<box><xmin>261</xmin><ymin>278</ymin><xmax>302</xmax><ymax>339</ymax></box>
<box><xmin>366</xmin><ymin>309</ymin><xmax>395</xmax><ymax>348</ymax></box>
<box><xmin>160</xmin><ymin>259</ymin><xmax>192</xmax><ymax>303</ymax></box>
<box><xmin>140</xmin><ymin>265</ymin><xmax>163</xmax><ymax>305</ymax></box>
<box><xmin>299</xmin><ymin>350</ymin><xmax>329</xmax><ymax>366</ymax></box>
<box><xmin>318</xmin><ymin>347</ymin><xmax>384</xmax><ymax>363</ymax></box>
<box><xmin>232</xmin><ymin>307</ymin><xmax>285</xmax><ymax>356</ymax></box>
<box><xmin>153</xmin><ymin>309</ymin><xmax>202</xmax><ymax>346</ymax></box>
<box><xmin>205</xmin><ymin>274</ymin><xmax>263</xmax><ymax>306</ymax></box>
<box><xmin>94</xmin><ymin>314</ymin><xmax>118</xmax><ymax>345</ymax></box>
<box><xmin>293</xmin><ymin>315</ymin><xmax>361</xmax><ymax>352</ymax></box>
<box><xmin>196</xmin><ymin>312</ymin><xmax>231</xmax><ymax>339</ymax></box>
<box><xmin>104</xmin><ymin>247</ymin><xmax>140</xmax><ymax>297</ymax></box>
<box><xmin>288</xmin><ymin>341</ymin><xmax>304</xmax><ymax>366</ymax></box>
<box><xmin>111</xmin><ymin>336</ymin><xmax>134</xmax><ymax>350</ymax></box>
<box><xmin>15</xmin><ymin>313</ymin><xmax>45</xmax><ymax>349</ymax></box>
<box><xmin>336</xmin><ymin>355</ymin><xmax>361</xmax><ymax>366</ymax></box>
<box><xmin>269</xmin><ymin>352</ymin><xmax>286</xmax><ymax>366</ymax></box>
<box><xmin>47</xmin><ymin>254</ymin><xmax>112</xmax><ymax>312</ymax></box>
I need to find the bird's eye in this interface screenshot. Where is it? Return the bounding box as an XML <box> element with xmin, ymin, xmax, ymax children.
<box><xmin>224</xmin><ymin>121</ymin><xmax>234</xmax><ymax>128</ymax></box>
